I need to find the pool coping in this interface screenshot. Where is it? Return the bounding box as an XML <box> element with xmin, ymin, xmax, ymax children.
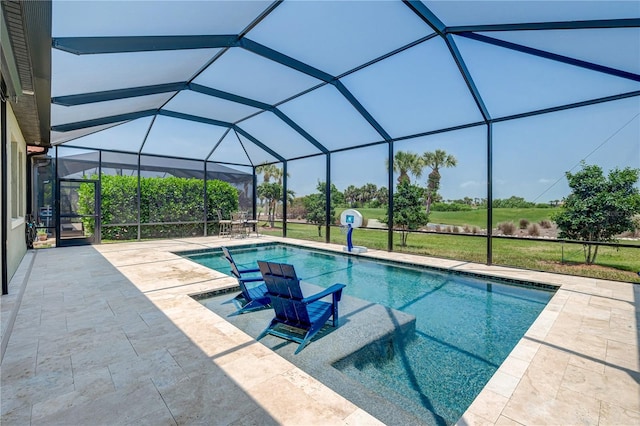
<box><xmin>177</xmin><ymin>241</ymin><xmax>560</xmax><ymax>292</ymax></box>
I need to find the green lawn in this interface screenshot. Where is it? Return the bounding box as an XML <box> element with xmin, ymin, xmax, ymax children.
<box><xmin>356</xmin><ymin>207</ymin><xmax>560</xmax><ymax>229</ymax></box>
<box><xmin>262</xmin><ymin>222</ymin><xmax>640</xmax><ymax>283</ymax></box>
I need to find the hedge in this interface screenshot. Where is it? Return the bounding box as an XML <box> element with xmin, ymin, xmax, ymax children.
<box><xmin>78</xmin><ymin>175</ymin><xmax>238</xmax><ymax>240</ymax></box>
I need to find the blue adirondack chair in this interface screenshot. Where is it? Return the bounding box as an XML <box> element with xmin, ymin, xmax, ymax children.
<box><xmin>221</xmin><ymin>246</ymin><xmax>271</xmax><ymax>315</ymax></box>
<box><xmin>256</xmin><ymin>260</ymin><xmax>346</xmax><ymax>354</ymax></box>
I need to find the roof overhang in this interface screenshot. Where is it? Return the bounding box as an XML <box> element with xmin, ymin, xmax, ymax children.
<box><xmin>1</xmin><ymin>0</ymin><xmax>51</xmax><ymax>147</ymax></box>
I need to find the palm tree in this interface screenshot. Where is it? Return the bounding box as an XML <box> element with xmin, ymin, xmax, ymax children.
<box><xmin>386</xmin><ymin>151</ymin><xmax>423</xmax><ymax>184</ymax></box>
<box><xmin>255</xmin><ymin>163</ymin><xmax>283</xmax><ymax>184</ymax></box>
<box><xmin>422</xmin><ymin>149</ymin><xmax>457</xmax><ymax>215</ymax></box>
<box><xmin>360</xmin><ymin>183</ymin><xmax>378</xmax><ymax>205</ymax></box>
<box><xmin>344</xmin><ymin>185</ymin><xmax>358</xmax><ymax>207</ymax></box>
<box><xmin>255</xmin><ymin>162</ymin><xmax>287</xmax><ymax>217</ymax></box>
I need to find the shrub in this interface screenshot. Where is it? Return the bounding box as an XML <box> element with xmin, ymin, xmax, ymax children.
<box><xmin>80</xmin><ymin>175</ymin><xmax>238</xmax><ymax>240</ymax></box>
<box><xmin>539</xmin><ymin>219</ymin><xmax>552</xmax><ymax>229</ymax></box>
<box><xmin>519</xmin><ymin>219</ymin><xmax>530</xmax><ymax>229</ymax></box>
<box><xmin>430</xmin><ymin>202</ymin><xmax>472</xmax><ymax>212</ymax></box>
<box><xmin>383</xmin><ymin>180</ymin><xmax>429</xmax><ymax>247</ymax></box>
<box><xmin>528</xmin><ymin>223</ymin><xmax>540</xmax><ymax>236</ymax></box>
<box><xmin>498</xmin><ymin>221</ymin><xmax>516</xmax><ymax>235</ymax></box>
<box><xmin>492</xmin><ymin>196</ymin><xmax>535</xmax><ymax>208</ymax></box>
<box><xmin>288</xmin><ymin>198</ymin><xmax>307</xmax><ymax>219</ymax></box>
<box><xmin>553</xmin><ymin>163</ymin><xmax>640</xmax><ymax>264</ymax></box>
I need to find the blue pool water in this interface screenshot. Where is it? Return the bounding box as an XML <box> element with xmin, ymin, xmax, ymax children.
<box><xmin>186</xmin><ymin>244</ymin><xmax>554</xmax><ymax>425</ymax></box>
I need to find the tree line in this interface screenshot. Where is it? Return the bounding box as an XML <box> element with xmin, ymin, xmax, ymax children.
<box><xmin>257</xmin><ymin>156</ymin><xmax>640</xmax><ymax>265</ymax></box>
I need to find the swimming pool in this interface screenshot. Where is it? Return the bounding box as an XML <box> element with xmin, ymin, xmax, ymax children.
<box><xmin>186</xmin><ymin>243</ymin><xmax>555</xmax><ymax>425</ymax></box>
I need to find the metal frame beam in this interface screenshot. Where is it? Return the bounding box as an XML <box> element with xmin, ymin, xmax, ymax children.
<box><xmin>459</xmin><ymin>32</ymin><xmax>640</xmax><ymax>83</ymax></box>
<box><xmin>486</xmin><ymin>123</ymin><xmax>493</xmax><ymax>265</ymax></box>
<box><xmin>333</xmin><ymin>81</ymin><xmax>393</xmax><ymax>141</ymax></box>
<box><xmin>402</xmin><ymin>0</ymin><xmax>446</xmax><ymax>35</ymax></box>
<box><xmin>492</xmin><ymin>90</ymin><xmax>640</xmax><ymax>123</ymax></box>
<box><xmin>158</xmin><ymin>109</ymin><xmax>231</xmax><ymax>128</ymax></box>
<box><xmin>52</xmin><ymin>35</ymin><xmax>239</xmax><ymax>55</ymax></box>
<box><xmin>240</xmin><ymin>38</ymin><xmax>334</xmax><ymax>83</ymax></box>
<box><xmin>271</xmin><ymin>109</ymin><xmax>328</xmax><ymax>154</ymax></box>
<box><xmin>282</xmin><ymin>160</ymin><xmax>288</xmax><ymax>237</ymax></box>
<box><xmin>233</xmin><ymin>126</ymin><xmax>285</xmax><ymax>163</ymax></box>
<box><xmin>189</xmin><ymin>83</ymin><xmax>271</xmax><ymax>110</ymax></box>
<box><xmin>403</xmin><ymin>1</ymin><xmax>491</xmax><ymax>123</ymax></box>
<box><xmin>52</xmin><ymin>82</ymin><xmax>187</xmax><ymax>106</ymax></box>
<box><xmin>325</xmin><ymin>153</ymin><xmax>331</xmax><ymax>243</ymax></box>
<box><xmin>50</xmin><ymin>109</ymin><xmax>157</xmax><ymax>132</ymax></box>
<box><xmin>158</xmin><ymin>110</ymin><xmax>285</xmax><ymax>162</ymax></box>
<box><xmin>388</xmin><ymin>141</ymin><xmax>394</xmax><ymax>251</ymax></box>
<box><xmin>190</xmin><ymin>83</ymin><xmax>329</xmax><ymax>153</ymax></box>
<box><xmin>445</xmin><ymin>35</ymin><xmax>492</xmax><ymax>122</ymax></box>
<box><xmin>447</xmin><ymin>18</ymin><xmax>640</xmax><ymax>33</ymax></box>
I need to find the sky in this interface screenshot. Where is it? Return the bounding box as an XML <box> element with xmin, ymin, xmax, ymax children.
<box><xmin>52</xmin><ymin>1</ymin><xmax>640</xmax><ymax>203</ymax></box>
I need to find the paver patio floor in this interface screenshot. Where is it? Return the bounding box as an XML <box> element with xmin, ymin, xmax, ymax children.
<box><xmin>1</xmin><ymin>236</ymin><xmax>638</xmax><ymax>425</ymax></box>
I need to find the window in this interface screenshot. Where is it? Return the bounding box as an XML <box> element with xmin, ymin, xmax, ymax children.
<box><xmin>18</xmin><ymin>151</ymin><xmax>24</xmax><ymax>217</ymax></box>
<box><xmin>10</xmin><ymin>140</ymin><xmax>24</xmax><ymax>219</ymax></box>
<box><xmin>10</xmin><ymin>141</ymin><xmax>18</xmax><ymax>218</ymax></box>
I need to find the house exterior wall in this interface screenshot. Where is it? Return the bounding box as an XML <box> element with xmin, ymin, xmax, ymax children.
<box><xmin>4</xmin><ymin>101</ymin><xmax>27</xmax><ymax>282</ymax></box>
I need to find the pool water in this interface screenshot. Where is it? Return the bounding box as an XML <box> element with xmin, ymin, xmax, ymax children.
<box><xmin>186</xmin><ymin>244</ymin><xmax>554</xmax><ymax>425</ymax></box>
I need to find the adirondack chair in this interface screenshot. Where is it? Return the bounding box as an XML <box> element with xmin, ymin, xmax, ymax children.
<box><xmin>221</xmin><ymin>246</ymin><xmax>270</xmax><ymax>314</ymax></box>
<box><xmin>257</xmin><ymin>260</ymin><xmax>346</xmax><ymax>354</ymax></box>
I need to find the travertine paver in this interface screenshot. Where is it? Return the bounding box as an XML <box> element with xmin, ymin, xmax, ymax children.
<box><xmin>1</xmin><ymin>235</ymin><xmax>638</xmax><ymax>425</ymax></box>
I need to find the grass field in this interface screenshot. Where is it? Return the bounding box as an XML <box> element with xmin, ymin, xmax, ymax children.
<box><xmin>261</xmin><ymin>221</ymin><xmax>640</xmax><ymax>283</ymax></box>
<box><xmin>356</xmin><ymin>207</ymin><xmax>560</xmax><ymax>229</ymax></box>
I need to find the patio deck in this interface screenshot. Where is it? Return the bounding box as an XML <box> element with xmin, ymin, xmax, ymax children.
<box><xmin>1</xmin><ymin>236</ymin><xmax>638</xmax><ymax>425</ymax></box>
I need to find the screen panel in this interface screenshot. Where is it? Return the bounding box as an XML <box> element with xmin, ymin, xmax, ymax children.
<box><xmin>52</xmin><ymin>48</ymin><xmax>219</xmax><ymax>96</ymax></box>
<box><xmin>426</xmin><ymin>0</ymin><xmax>640</xmax><ymax>27</ymax></box>
<box><xmin>237</xmin><ymin>111</ymin><xmax>322</xmax><ymax>160</ymax></box>
<box><xmin>484</xmin><ymin>28</ymin><xmax>640</xmax><ymax>76</ymax></box>
<box><xmin>163</xmin><ymin>90</ymin><xmax>261</xmax><ymax>124</ymax></box>
<box><xmin>53</xmin><ymin>1</ymin><xmax>272</xmax><ymax>36</ymax></box>
<box><xmin>194</xmin><ymin>48</ymin><xmax>321</xmax><ymax>105</ymax></box>
<box><xmin>342</xmin><ymin>38</ymin><xmax>485</xmax><ymax>139</ymax></box>
<box><xmin>60</xmin><ymin>117</ymin><xmax>153</xmax><ymax>153</ymax></box>
<box><xmin>279</xmin><ymin>85</ymin><xmax>383</xmax><ymax>151</ymax></box>
<box><xmin>248</xmin><ymin>0</ymin><xmax>432</xmax><ymax>76</ymax></box>
<box><xmin>454</xmin><ymin>34</ymin><xmax>640</xmax><ymax>118</ymax></box>
<box><xmin>141</xmin><ymin>115</ymin><xmax>228</xmax><ymax>160</ymax></box>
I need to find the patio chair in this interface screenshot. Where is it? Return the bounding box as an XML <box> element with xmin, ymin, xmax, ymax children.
<box><xmin>256</xmin><ymin>260</ymin><xmax>346</xmax><ymax>354</ymax></box>
<box><xmin>245</xmin><ymin>214</ymin><xmax>260</xmax><ymax>237</ymax></box>
<box><xmin>216</xmin><ymin>210</ymin><xmax>232</xmax><ymax>238</ymax></box>
<box><xmin>230</xmin><ymin>211</ymin><xmax>247</xmax><ymax>238</ymax></box>
<box><xmin>221</xmin><ymin>246</ymin><xmax>270</xmax><ymax>315</ymax></box>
